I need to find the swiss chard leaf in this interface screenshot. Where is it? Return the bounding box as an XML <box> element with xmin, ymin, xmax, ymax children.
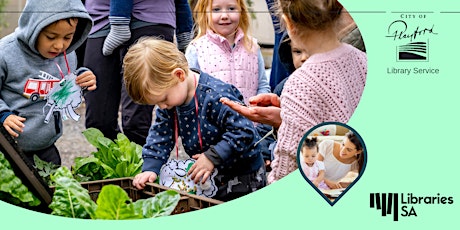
<box><xmin>94</xmin><ymin>185</ymin><xmax>141</xmax><ymax>220</ymax></box>
<box><xmin>132</xmin><ymin>190</ymin><xmax>180</xmax><ymax>218</ymax></box>
<box><xmin>0</xmin><ymin>152</ymin><xmax>41</xmax><ymax>207</ymax></box>
<box><xmin>49</xmin><ymin>167</ymin><xmax>97</xmax><ymax>219</ymax></box>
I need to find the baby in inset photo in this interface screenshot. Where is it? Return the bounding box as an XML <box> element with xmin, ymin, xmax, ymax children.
<box><xmin>300</xmin><ymin>137</ymin><xmax>330</xmax><ymax>190</ymax></box>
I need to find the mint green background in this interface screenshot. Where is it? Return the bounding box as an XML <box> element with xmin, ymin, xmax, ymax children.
<box><xmin>2</xmin><ymin>0</ymin><xmax>459</xmax><ymax>228</ymax></box>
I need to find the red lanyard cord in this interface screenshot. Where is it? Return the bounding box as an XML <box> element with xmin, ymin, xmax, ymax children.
<box><xmin>54</xmin><ymin>51</ymin><xmax>71</xmax><ymax>79</ymax></box>
<box><xmin>174</xmin><ymin>110</ymin><xmax>179</xmax><ymax>159</ymax></box>
<box><xmin>174</xmin><ymin>74</ymin><xmax>203</xmax><ymax>159</ymax></box>
<box><xmin>63</xmin><ymin>51</ymin><xmax>70</xmax><ymax>75</ymax></box>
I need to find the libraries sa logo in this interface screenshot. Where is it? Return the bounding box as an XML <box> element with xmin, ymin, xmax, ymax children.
<box><xmin>369</xmin><ymin>193</ymin><xmax>454</xmax><ymax>221</ymax></box>
<box><xmin>385</xmin><ymin>13</ymin><xmax>438</xmax><ymax>62</ymax></box>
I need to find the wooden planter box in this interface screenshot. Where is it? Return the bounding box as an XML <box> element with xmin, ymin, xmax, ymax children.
<box><xmin>77</xmin><ymin>178</ymin><xmax>224</xmax><ymax>214</ymax></box>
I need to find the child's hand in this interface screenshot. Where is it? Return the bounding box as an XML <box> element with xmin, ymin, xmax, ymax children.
<box><xmin>75</xmin><ymin>70</ymin><xmax>97</xmax><ymax>91</ymax></box>
<box><xmin>132</xmin><ymin>171</ymin><xmax>157</xmax><ymax>190</ymax></box>
<box><xmin>188</xmin><ymin>154</ymin><xmax>215</xmax><ymax>184</ymax></box>
<box><xmin>265</xmin><ymin>159</ymin><xmax>271</xmax><ymax>167</ymax></box>
<box><xmin>3</xmin><ymin>114</ymin><xmax>26</xmax><ymax>138</ymax></box>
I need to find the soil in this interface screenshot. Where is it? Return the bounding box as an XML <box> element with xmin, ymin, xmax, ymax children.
<box><xmin>55</xmin><ymin>103</ymin><xmax>96</xmax><ymax>169</ymax></box>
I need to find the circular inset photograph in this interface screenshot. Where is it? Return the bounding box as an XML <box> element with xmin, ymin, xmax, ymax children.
<box><xmin>297</xmin><ymin>122</ymin><xmax>367</xmax><ymax>205</ymax></box>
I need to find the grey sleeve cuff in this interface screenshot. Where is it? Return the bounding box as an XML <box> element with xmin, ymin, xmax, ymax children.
<box><xmin>203</xmin><ymin>146</ymin><xmax>223</xmax><ymax>167</ymax></box>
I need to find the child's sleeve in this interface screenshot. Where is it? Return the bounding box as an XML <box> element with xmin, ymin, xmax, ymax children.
<box><xmin>256</xmin><ymin>49</ymin><xmax>271</xmax><ymax>94</ymax></box>
<box><xmin>141</xmin><ymin>108</ymin><xmax>176</xmax><ymax>175</ymax></box>
<box><xmin>210</xmin><ymin>92</ymin><xmax>260</xmax><ymax>163</ymax></box>
<box><xmin>317</xmin><ymin>161</ymin><xmax>326</xmax><ymax>171</ymax></box>
<box><xmin>184</xmin><ymin>44</ymin><xmax>200</xmax><ymax>70</ymax></box>
<box><xmin>0</xmin><ymin>59</ymin><xmax>12</xmax><ymax>121</ymax></box>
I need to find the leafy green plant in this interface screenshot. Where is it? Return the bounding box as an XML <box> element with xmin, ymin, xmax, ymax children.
<box><xmin>94</xmin><ymin>185</ymin><xmax>180</xmax><ymax>219</ymax></box>
<box><xmin>0</xmin><ymin>151</ymin><xmax>41</xmax><ymax>207</ymax></box>
<box><xmin>49</xmin><ymin>166</ymin><xmax>97</xmax><ymax>219</ymax></box>
<box><xmin>131</xmin><ymin>189</ymin><xmax>180</xmax><ymax>218</ymax></box>
<box><xmin>72</xmin><ymin>128</ymin><xmax>143</xmax><ymax>181</ymax></box>
<box><xmin>49</xmin><ymin>166</ymin><xmax>180</xmax><ymax>220</ymax></box>
<box><xmin>33</xmin><ymin>155</ymin><xmax>59</xmax><ymax>186</ymax></box>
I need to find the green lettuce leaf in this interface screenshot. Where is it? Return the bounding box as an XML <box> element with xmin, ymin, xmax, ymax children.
<box><xmin>78</xmin><ymin>128</ymin><xmax>143</xmax><ymax>179</ymax></box>
<box><xmin>81</xmin><ymin>127</ymin><xmax>105</xmax><ymax>148</ymax></box>
<box><xmin>72</xmin><ymin>156</ymin><xmax>112</xmax><ymax>181</ymax></box>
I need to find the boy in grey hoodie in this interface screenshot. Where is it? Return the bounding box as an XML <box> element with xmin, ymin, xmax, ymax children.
<box><xmin>0</xmin><ymin>0</ymin><xmax>97</xmax><ymax>166</ymax></box>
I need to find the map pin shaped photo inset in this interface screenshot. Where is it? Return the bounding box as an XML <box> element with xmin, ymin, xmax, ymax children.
<box><xmin>297</xmin><ymin>122</ymin><xmax>367</xmax><ymax>206</ymax></box>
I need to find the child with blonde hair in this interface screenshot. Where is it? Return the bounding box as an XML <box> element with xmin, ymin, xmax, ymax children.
<box><xmin>187</xmin><ymin>0</ymin><xmax>274</xmax><ymax>167</ymax></box>
<box><xmin>186</xmin><ymin>0</ymin><xmax>270</xmax><ymax>105</ymax></box>
<box><xmin>124</xmin><ymin>38</ymin><xmax>266</xmax><ymax>201</ymax></box>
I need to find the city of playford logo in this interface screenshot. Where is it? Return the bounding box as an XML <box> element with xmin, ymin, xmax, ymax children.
<box><xmin>370</xmin><ymin>193</ymin><xmax>454</xmax><ymax>221</ymax></box>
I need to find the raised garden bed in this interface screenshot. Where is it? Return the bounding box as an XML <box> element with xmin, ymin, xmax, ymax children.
<box><xmin>0</xmin><ymin>126</ymin><xmax>223</xmax><ymax>216</ymax></box>
<box><xmin>74</xmin><ymin>178</ymin><xmax>223</xmax><ymax>214</ymax></box>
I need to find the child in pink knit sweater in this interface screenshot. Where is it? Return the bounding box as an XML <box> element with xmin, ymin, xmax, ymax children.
<box><xmin>186</xmin><ymin>0</ymin><xmax>273</xmax><ymax>168</ymax></box>
<box><xmin>221</xmin><ymin>0</ymin><xmax>367</xmax><ymax>184</ymax></box>
<box><xmin>185</xmin><ymin>0</ymin><xmax>270</xmax><ymax>105</ymax></box>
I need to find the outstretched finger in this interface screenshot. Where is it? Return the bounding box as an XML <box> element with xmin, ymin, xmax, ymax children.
<box><xmin>193</xmin><ymin>169</ymin><xmax>206</xmax><ymax>184</ymax></box>
<box><xmin>201</xmin><ymin>171</ymin><xmax>211</xmax><ymax>184</ymax></box>
<box><xmin>220</xmin><ymin>98</ymin><xmax>252</xmax><ymax>116</ymax></box>
<box><xmin>188</xmin><ymin>163</ymin><xmax>196</xmax><ymax>176</ymax></box>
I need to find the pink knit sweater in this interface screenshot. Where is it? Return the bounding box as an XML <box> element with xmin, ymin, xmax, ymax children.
<box><xmin>267</xmin><ymin>43</ymin><xmax>367</xmax><ymax>184</ymax></box>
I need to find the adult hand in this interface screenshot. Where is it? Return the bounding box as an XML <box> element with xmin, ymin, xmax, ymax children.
<box><xmin>132</xmin><ymin>171</ymin><xmax>157</xmax><ymax>190</ymax></box>
<box><xmin>247</xmin><ymin>93</ymin><xmax>281</xmax><ymax>107</ymax></box>
<box><xmin>325</xmin><ymin>179</ymin><xmax>343</xmax><ymax>189</ymax></box>
<box><xmin>220</xmin><ymin>93</ymin><xmax>282</xmax><ymax>128</ymax></box>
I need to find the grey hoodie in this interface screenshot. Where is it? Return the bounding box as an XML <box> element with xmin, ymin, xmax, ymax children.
<box><xmin>0</xmin><ymin>0</ymin><xmax>92</xmax><ymax>152</ymax></box>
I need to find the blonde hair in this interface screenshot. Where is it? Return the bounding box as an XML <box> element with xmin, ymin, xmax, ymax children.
<box><xmin>193</xmin><ymin>0</ymin><xmax>253</xmax><ymax>51</ymax></box>
<box><xmin>276</xmin><ymin>0</ymin><xmax>343</xmax><ymax>36</ymax></box>
<box><xmin>123</xmin><ymin>38</ymin><xmax>189</xmax><ymax>104</ymax></box>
